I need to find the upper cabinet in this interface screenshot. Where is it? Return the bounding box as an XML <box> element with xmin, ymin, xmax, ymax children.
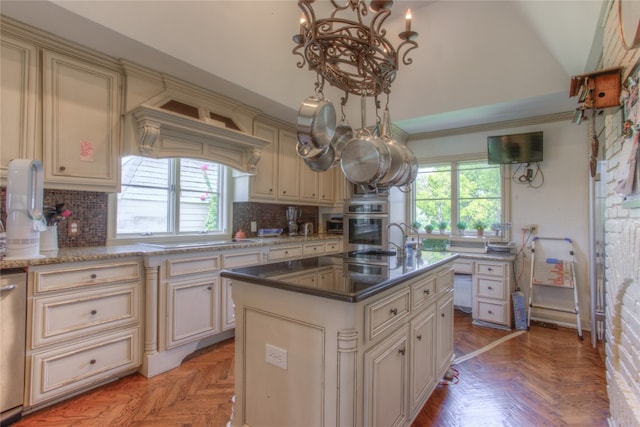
<box><xmin>42</xmin><ymin>50</ymin><xmax>121</xmax><ymax>191</ymax></box>
<box><xmin>0</xmin><ymin>34</ymin><xmax>38</xmax><ymax>183</ymax></box>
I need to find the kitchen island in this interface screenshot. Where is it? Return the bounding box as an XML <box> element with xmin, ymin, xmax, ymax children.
<box><xmin>221</xmin><ymin>251</ymin><xmax>457</xmax><ymax>427</ymax></box>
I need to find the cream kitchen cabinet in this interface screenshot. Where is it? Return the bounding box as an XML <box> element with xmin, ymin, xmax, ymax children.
<box><xmin>472</xmin><ymin>259</ymin><xmax>512</xmax><ymax>330</ymax></box>
<box><xmin>0</xmin><ymin>33</ymin><xmax>38</xmax><ymax>182</ymax></box>
<box><xmin>300</xmin><ymin>161</ymin><xmax>337</xmax><ymax>204</ymax></box>
<box><xmin>250</xmin><ymin>121</ymin><xmax>278</xmax><ymax>199</ymax></box>
<box><xmin>42</xmin><ymin>49</ymin><xmax>121</xmax><ymax>191</ymax></box>
<box><xmin>230</xmin><ymin>260</ymin><xmax>456</xmax><ymax>427</ymax></box>
<box><xmin>277</xmin><ymin>129</ymin><xmax>300</xmax><ymax>201</ymax></box>
<box><xmin>25</xmin><ymin>258</ymin><xmax>143</xmax><ymax>410</ymax></box>
<box><xmin>159</xmin><ymin>253</ymin><xmax>222</xmax><ymax>350</ymax></box>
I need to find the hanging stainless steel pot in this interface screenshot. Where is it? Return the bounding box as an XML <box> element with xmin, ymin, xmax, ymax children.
<box><xmin>330</xmin><ymin>119</ymin><xmax>353</xmax><ymax>167</ymax></box>
<box><xmin>296</xmin><ymin>95</ymin><xmax>336</xmax><ymax>157</ymax></box>
<box><xmin>303</xmin><ymin>144</ymin><xmax>336</xmax><ymax>172</ymax></box>
<box><xmin>340</xmin><ymin>97</ymin><xmax>391</xmax><ymax>185</ymax></box>
<box><xmin>394</xmin><ymin>144</ymin><xmax>418</xmax><ymax>188</ymax></box>
<box><xmin>378</xmin><ymin>108</ymin><xmax>408</xmax><ymax>186</ymax></box>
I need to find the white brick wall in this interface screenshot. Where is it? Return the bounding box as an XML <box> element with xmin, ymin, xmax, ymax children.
<box><xmin>602</xmin><ymin>3</ymin><xmax>640</xmax><ymax>425</ymax></box>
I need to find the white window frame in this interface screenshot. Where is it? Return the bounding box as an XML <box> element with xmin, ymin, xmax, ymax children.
<box><xmin>410</xmin><ymin>153</ymin><xmax>511</xmax><ymax>239</ymax></box>
<box><xmin>106</xmin><ymin>157</ymin><xmax>231</xmax><ymax>245</ymax></box>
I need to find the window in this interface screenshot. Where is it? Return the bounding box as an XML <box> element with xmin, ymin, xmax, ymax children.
<box><xmin>413</xmin><ymin>158</ymin><xmax>506</xmax><ymax>235</ymax></box>
<box><xmin>115</xmin><ymin>156</ymin><xmax>226</xmax><ymax>237</ymax></box>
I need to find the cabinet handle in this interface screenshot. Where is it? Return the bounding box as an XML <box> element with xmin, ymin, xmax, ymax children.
<box><xmin>284</xmin><ymin>251</ymin><xmax>289</xmax><ymax>254</ymax></box>
<box><xmin>207</xmin><ymin>286</ymin><xmax>212</xmax><ymax>290</ymax></box>
<box><xmin>90</xmin><ymin>359</ymin><xmax>96</xmax><ymax>365</ymax></box>
<box><xmin>488</xmin><ymin>310</ymin><xmax>493</xmax><ymax>314</ymax></box>
<box><xmin>424</xmin><ymin>289</ymin><xmax>430</xmax><ymax>295</ymax></box>
<box><xmin>59</xmin><ymin>165</ymin><xmax>66</xmax><ymax>171</ymax></box>
<box><xmin>90</xmin><ymin>309</ymin><xmax>97</xmax><ymax>315</ymax></box>
<box><xmin>417</xmin><ymin>334</ymin><xmax>422</xmax><ymax>341</ymax></box>
<box><xmin>441</xmin><ymin>313</ymin><xmax>445</xmax><ymax>318</ymax></box>
<box><xmin>398</xmin><ymin>348</ymin><xmax>406</xmax><ymax>356</ymax></box>
<box><xmin>390</xmin><ymin>308</ymin><xmax>398</xmax><ymax>315</ymax></box>
<box><xmin>312</xmin><ymin>193</ymin><xmax>315</xmax><ymax>196</ymax></box>
<box><xmin>487</xmin><ymin>267</ymin><xmax>493</xmax><ymax>271</ymax></box>
<box><xmin>90</xmin><ymin>273</ymin><xmax>97</xmax><ymax>279</ymax></box>
<box><xmin>282</xmin><ymin>190</ymin><xmax>287</xmax><ymax>194</ymax></box>
<box><xmin>488</xmin><ymin>286</ymin><xmax>493</xmax><ymax>290</ymax></box>
<box><xmin>269</xmin><ymin>188</ymin><xmax>273</xmax><ymax>192</ymax></box>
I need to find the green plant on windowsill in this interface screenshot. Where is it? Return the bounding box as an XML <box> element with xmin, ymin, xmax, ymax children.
<box><xmin>456</xmin><ymin>221</ymin><xmax>467</xmax><ymax>234</ymax></box>
<box><xmin>424</xmin><ymin>223</ymin><xmax>435</xmax><ymax>234</ymax></box>
<box><xmin>472</xmin><ymin>220</ymin><xmax>487</xmax><ymax>236</ymax></box>
<box><xmin>438</xmin><ymin>221</ymin><xmax>448</xmax><ymax>233</ymax></box>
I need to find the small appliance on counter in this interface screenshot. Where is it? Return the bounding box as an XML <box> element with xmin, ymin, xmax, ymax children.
<box><xmin>5</xmin><ymin>159</ymin><xmax>45</xmax><ymax>259</ymax></box>
<box><xmin>326</xmin><ymin>217</ymin><xmax>343</xmax><ymax>234</ymax></box>
<box><xmin>446</xmin><ymin>236</ymin><xmax>488</xmax><ymax>253</ymax></box>
<box><xmin>286</xmin><ymin>206</ymin><xmax>302</xmax><ymax>236</ymax></box>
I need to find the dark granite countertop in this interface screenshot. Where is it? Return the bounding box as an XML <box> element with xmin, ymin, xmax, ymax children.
<box><xmin>221</xmin><ymin>251</ymin><xmax>458</xmax><ymax>303</ymax></box>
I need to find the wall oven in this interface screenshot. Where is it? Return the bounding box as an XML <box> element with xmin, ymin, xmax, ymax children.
<box><xmin>344</xmin><ymin>199</ymin><xmax>389</xmax><ymax>253</ymax></box>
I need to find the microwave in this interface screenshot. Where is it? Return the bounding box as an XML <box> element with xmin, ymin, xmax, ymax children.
<box><xmin>326</xmin><ymin>217</ymin><xmax>344</xmax><ymax>234</ymax></box>
<box><xmin>343</xmin><ymin>199</ymin><xmax>389</xmax><ymax>253</ymax></box>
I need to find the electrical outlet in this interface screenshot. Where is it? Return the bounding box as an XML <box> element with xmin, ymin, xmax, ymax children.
<box><xmin>265</xmin><ymin>344</ymin><xmax>287</xmax><ymax>370</ymax></box>
<box><xmin>68</xmin><ymin>221</ymin><xmax>79</xmax><ymax>236</ymax></box>
<box><xmin>250</xmin><ymin>221</ymin><xmax>257</xmax><ymax>232</ymax></box>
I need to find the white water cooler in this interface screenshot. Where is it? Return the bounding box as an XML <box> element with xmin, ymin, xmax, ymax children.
<box><xmin>5</xmin><ymin>159</ymin><xmax>45</xmax><ymax>259</ymax></box>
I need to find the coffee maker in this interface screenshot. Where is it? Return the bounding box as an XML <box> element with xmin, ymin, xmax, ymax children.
<box><xmin>286</xmin><ymin>206</ymin><xmax>301</xmax><ymax>236</ymax></box>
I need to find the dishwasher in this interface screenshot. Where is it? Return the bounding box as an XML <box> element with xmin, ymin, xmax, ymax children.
<box><xmin>1</xmin><ymin>270</ymin><xmax>26</xmax><ymax>426</ymax></box>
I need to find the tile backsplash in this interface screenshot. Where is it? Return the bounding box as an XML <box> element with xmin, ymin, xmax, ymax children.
<box><xmin>0</xmin><ymin>187</ymin><xmax>108</xmax><ymax>247</ymax></box>
<box><xmin>1</xmin><ymin>187</ymin><xmax>320</xmax><ymax>247</ymax></box>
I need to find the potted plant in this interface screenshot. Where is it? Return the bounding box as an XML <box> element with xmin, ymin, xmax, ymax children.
<box><xmin>438</xmin><ymin>221</ymin><xmax>448</xmax><ymax>233</ymax></box>
<box><xmin>411</xmin><ymin>221</ymin><xmax>421</xmax><ymax>232</ymax></box>
<box><xmin>424</xmin><ymin>223</ymin><xmax>435</xmax><ymax>234</ymax></box>
<box><xmin>473</xmin><ymin>220</ymin><xmax>487</xmax><ymax>236</ymax></box>
<box><xmin>456</xmin><ymin>221</ymin><xmax>467</xmax><ymax>235</ymax></box>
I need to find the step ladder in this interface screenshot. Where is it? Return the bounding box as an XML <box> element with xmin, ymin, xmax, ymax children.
<box><xmin>527</xmin><ymin>237</ymin><xmax>583</xmax><ymax>339</ymax></box>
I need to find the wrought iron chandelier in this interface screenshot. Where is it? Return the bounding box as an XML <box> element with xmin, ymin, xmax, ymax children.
<box><xmin>292</xmin><ymin>0</ymin><xmax>419</xmax><ymax>98</ymax></box>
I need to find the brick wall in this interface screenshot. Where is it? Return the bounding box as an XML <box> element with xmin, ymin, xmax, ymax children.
<box><xmin>601</xmin><ymin>3</ymin><xmax>640</xmax><ymax>425</ymax></box>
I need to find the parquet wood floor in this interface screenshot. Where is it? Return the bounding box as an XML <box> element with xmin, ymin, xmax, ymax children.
<box><xmin>14</xmin><ymin>310</ymin><xmax>609</xmax><ymax>427</ymax></box>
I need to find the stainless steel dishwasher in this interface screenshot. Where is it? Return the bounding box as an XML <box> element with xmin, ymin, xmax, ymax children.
<box><xmin>1</xmin><ymin>270</ymin><xmax>26</xmax><ymax>426</ymax></box>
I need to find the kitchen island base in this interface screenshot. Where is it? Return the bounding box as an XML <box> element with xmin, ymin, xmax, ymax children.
<box><xmin>226</xmin><ymin>256</ymin><xmax>455</xmax><ymax>427</ymax></box>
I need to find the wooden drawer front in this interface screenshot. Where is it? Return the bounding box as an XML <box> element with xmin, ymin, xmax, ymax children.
<box><xmin>475</xmin><ymin>300</ymin><xmax>508</xmax><ymax>324</ymax></box>
<box><xmin>412</xmin><ymin>275</ymin><xmax>437</xmax><ymax>310</ymax></box>
<box><xmin>222</xmin><ymin>251</ymin><xmax>263</xmax><ymax>268</ymax></box>
<box><xmin>34</xmin><ymin>261</ymin><xmax>140</xmax><ymax>294</ymax></box>
<box><xmin>303</xmin><ymin>242</ymin><xmax>325</xmax><ymax>256</ymax></box>
<box><xmin>367</xmin><ymin>288</ymin><xmax>410</xmax><ymax>340</ymax></box>
<box><xmin>32</xmin><ymin>283</ymin><xmax>140</xmax><ymax>348</ymax></box>
<box><xmin>325</xmin><ymin>240</ymin><xmax>342</xmax><ymax>253</ymax></box>
<box><xmin>29</xmin><ymin>327</ymin><xmax>141</xmax><ymax>406</ymax></box>
<box><xmin>166</xmin><ymin>255</ymin><xmax>220</xmax><ymax>278</ymax></box>
<box><xmin>437</xmin><ymin>268</ymin><xmax>455</xmax><ymax>294</ymax></box>
<box><xmin>453</xmin><ymin>259</ymin><xmax>474</xmax><ymax>274</ymax></box>
<box><xmin>475</xmin><ymin>261</ymin><xmax>506</xmax><ymax>278</ymax></box>
<box><xmin>268</xmin><ymin>245</ymin><xmax>303</xmax><ymax>261</ymax></box>
<box><xmin>475</xmin><ymin>277</ymin><xmax>506</xmax><ymax>300</ymax></box>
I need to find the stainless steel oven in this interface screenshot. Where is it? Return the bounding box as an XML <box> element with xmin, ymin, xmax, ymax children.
<box><xmin>344</xmin><ymin>199</ymin><xmax>389</xmax><ymax>252</ymax></box>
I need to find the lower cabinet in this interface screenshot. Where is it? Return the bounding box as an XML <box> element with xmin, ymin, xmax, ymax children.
<box><xmin>472</xmin><ymin>259</ymin><xmax>513</xmax><ymax>329</ymax></box>
<box><xmin>25</xmin><ymin>258</ymin><xmax>143</xmax><ymax>410</ymax></box>
<box><xmin>231</xmin><ymin>262</ymin><xmax>456</xmax><ymax>427</ymax></box>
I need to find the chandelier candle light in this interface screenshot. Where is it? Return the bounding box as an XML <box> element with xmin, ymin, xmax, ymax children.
<box><xmin>292</xmin><ymin>0</ymin><xmax>419</xmax><ymax>191</ymax></box>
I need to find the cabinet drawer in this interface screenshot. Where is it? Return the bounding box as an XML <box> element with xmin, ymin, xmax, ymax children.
<box><xmin>268</xmin><ymin>245</ymin><xmax>303</xmax><ymax>261</ymax></box>
<box><xmin>366</xmin><ymin>288</ymin><xmax>410</xmax><ymax>341</ymax></box>
<box><xmin>325</xmin><ymin>240</ymin><xmax>342</xmax><ymax>253</ymax></box>
<box><xmin>166</xmin><ymin>254</ymin><xmax>220</xmax><ymax>278</ymax></box>
<box><xmin>475</xmin><ymin>261</ymin><xmax>506</xmax><ymax>278</ymax></box>
<box><xmin>33</xmin><ymin>261</ymin><xmax>140</xmax><ymax>294</ymax></box>
<box><xmin>32</xmin><ymin>283</ymin><xmax>140</xmax><ymax>348</ymax></box>
<box><xmin>411</xmin><ymin>275</ymin><xmax>437</xmax><ymax>310</ymax></box>
<box><xmin>474</xmin><ymin>300</ymin><xmax>508</xmax><ymax>325</ymax></box>
<box><xmin>303</xmin><ymin>242</ymin><xmax>325</xmax><ymax>256</ymax></box>
<box><xmin>453</xmin><ymin>259</ymin><xmax>474</xmax><ymax>274</ymax></box>
<box><xmin>28</xmin><ymin>327</ymin><xmax>141</xmax><ymax>406</ymax></box>
<box><xmin>437</xmin><ymin>268</ymin><xmax>454</xmax><ymax>294</ymax></box>
<box><xmin>222</xmin><ymin>251</ymin><xmax>262</xmax><ymax>268</ymax></box>
<box><xmin>475</xmin><ymin>277</ymin><xmax>506</xmax><ymax>300</ymax></box>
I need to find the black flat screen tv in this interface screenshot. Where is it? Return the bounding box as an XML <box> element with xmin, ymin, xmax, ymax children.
<box><xmin>487</xmin><ymin>131</ymin><xmax>543</xmax><ymax>164</ymax></box>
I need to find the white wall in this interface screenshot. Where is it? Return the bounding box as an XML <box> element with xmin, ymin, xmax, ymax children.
<box><xmin>408</xmin><ymin>119</ymin><xmax>591</xmax><ymax>328</ymax></box>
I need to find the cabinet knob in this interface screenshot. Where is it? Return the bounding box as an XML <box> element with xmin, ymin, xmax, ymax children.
<box><xmin>282</xmin><ymin>190</ymin><xmax>287</xmax><ymax>194</ymax></box>
<box><xmin>90</xmin><ymin>359</ymin><xmax>96</xmax><ymax>365</ymax></box>
<box><xmin>269</xmin><ymin>188</ymin><xmax>273</xmax><ymax>192</ymax></box>
<box><xmin>488</xmin><ymin>286</ymin><xmax>493</xmax><ymax>290</ymax></box>
<box><xmin>417</xmin><ymin>334</ymin><xmax>422</xmax><ymax>341</ymax></box>
<box><xmin>487</xmin><ymin>267</ymin><xmax>493</xmax><ymax>271</ymax></box>
<box><xmin>90</xmin><ymin>274</ymin><xmax>97</xmax><ymax>279</ymax></box>
<box><xmin>398</xmin><ymin>348</ymin><xmax>406</xmax><ymax>356</ymax></box>
<box><xmin>488</xmin><ymin>310</ymin><xmax>493</xmax><ymax>314</ymax></box>
<box><xmin>441</xmin><ymin>313</ymin><xmax>445</xmax><ymax>318</ymax></box>
<box><xmin>90</xmin><ymin>309</ymin><xmax>97</xmax><ymax>315</ymax></box>
<box><xmin>284</xmin><ymin>251</ymin><xmax>289</xmax><ymax>254</ymax></box>
<box><xmin>390</xmin><ymin>308</ymin><xmax>398</xmax><ymax>315</ymax></box>
<box><xmin>312</xmin><ymin>193</ymin><xmax>315</xmax><ymax>196</ymax></box>
<box><xmin>59</xmin><ymin>165</ymin><xmax>66</xmax><ymax>172</ymax></box>
<box><xmin>207</xmin><ymin>286</ymin><xmax>212</xmax><ymax>290</ymax></box>
<box><xmin>424</xmin><ymin>289</ymin><xmax>430</xmax><ymax>295</ymax></box>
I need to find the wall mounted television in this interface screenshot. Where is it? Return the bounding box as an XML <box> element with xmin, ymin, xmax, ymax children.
<box><xmin>487</xmin><ymin>131</ymin><xmax>543</xmax><ymax>164</ymax></box>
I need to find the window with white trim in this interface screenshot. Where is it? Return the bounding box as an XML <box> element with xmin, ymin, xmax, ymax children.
<box><xmin>412</xmin><ymin>157</ymin><xmax>507</xmax><ymax>236</ymax></box>
<box><xmin>115</xmin><ymin>156</ymin><xmax>227</xmax><ymax>237</ymax></box>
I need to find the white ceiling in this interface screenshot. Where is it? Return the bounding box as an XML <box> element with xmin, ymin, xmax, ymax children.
<box><xmin>0</xmin><ymin>0</ymin><xmax>608</xmax><ymax>135</ymax></box>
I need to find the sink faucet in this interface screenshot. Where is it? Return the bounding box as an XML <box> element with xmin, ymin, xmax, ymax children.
<box><xmin>401</xmin><ymin>222</ymin><xmax>423</xmax><ymax>256</ymax></box>
<box><xmin>387</xmin><ymin>222</ymin><xmax>406</xmax><ymax>257</ymax></box>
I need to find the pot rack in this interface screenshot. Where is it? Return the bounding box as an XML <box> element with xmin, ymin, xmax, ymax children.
<box><xmin>292</xmin><ymin>0</ymin><xmax>420</xmax><ymax>191</ymax></box>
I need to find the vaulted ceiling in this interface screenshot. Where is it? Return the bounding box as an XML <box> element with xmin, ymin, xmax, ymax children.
<box><xmin>1</xmin><ymin>0</ymin><xmax>607</xmax><ymax>136</ymax></box>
